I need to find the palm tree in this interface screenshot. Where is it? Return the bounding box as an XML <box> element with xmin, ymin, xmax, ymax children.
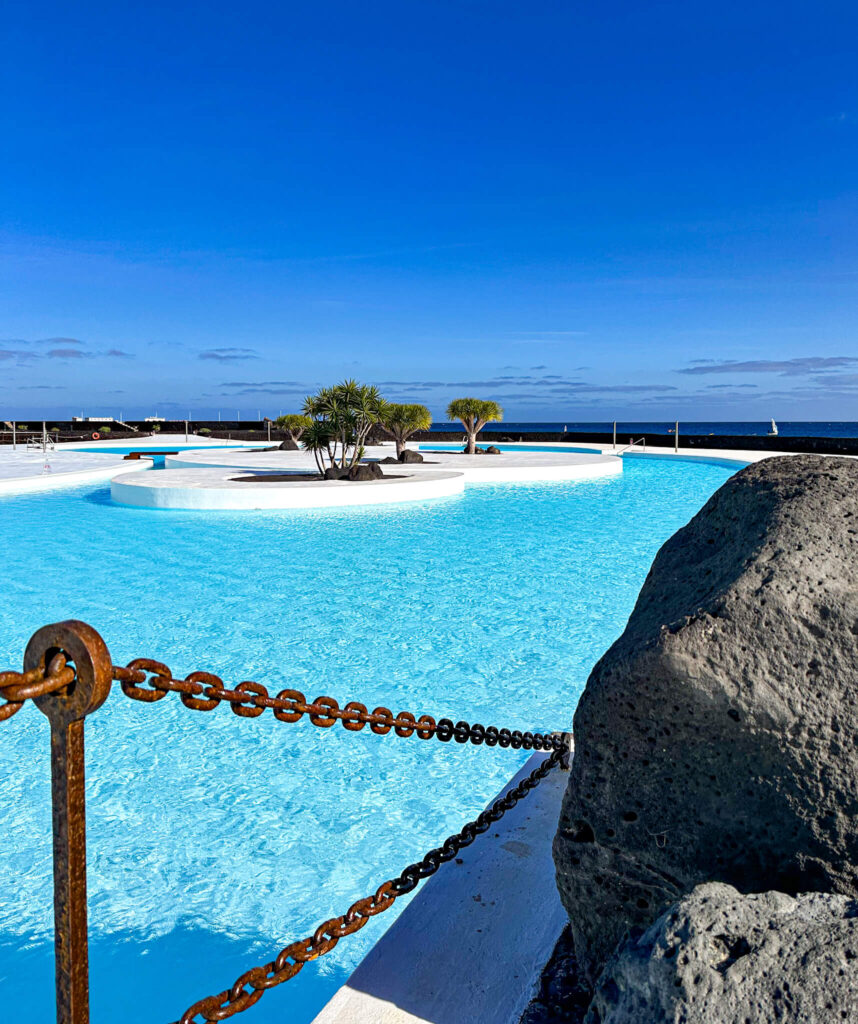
<box><xmin>301</xmin><ymin>419</ymin><xmax>335</xmax><ymax>476</ymax></box>
<box><xmin>446</xmin><ymin>398</ymin><xmax>503</xmax><ymax>454</ymax></box>
<box><xmin>302</xmin><ymin>380</ymin><xmax>387</xmax><ymax>472</ymax></box>
<box><xmin>275</xmin><ymin>413</ymin><xmax>312</xmax><ymax>444</ymax></box>
<box><xmin>380</xmin><ymin>403</ymin><xmax>432</xmax><ymax>457</ymax></box>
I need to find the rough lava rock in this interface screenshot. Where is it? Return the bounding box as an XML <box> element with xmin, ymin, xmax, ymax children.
<box><xmin>278</xmin><ymin>439</ymin><xmax>299</xmax><ymax>450</ymax></box>
<box><xmin>553</xmin><ymin>455</ymin><xmax>858</xmax><ymax>981</ymax></box>
<box><xmin>485</xmin><ymin>445</ymin><xmax>501</xmax><ymax>454</ymax></box>
<box><xmin>398</xmin><ymin>449</ymin><xmax>424</xmax><ymax>463</ymax></box>
<box><xmin>348</xmin><ymin>462</ymin><xmax>383</xmax><ymax>481</ymax></box>
<box><xmin>587</xmin><ymin>883</ymin><xmax>858</xmax><ymax>1024</ymax></box>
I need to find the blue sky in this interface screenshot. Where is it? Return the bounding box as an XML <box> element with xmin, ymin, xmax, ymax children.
<box><xmin>2</xmin><ymin>0</ymin><xmax>857</xmax><ymax>421</ymax></box>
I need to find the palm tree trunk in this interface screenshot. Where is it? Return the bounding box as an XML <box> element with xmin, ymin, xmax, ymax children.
<box><xmin>464</xmin><ymin>416</ymin><xmax>477</xmax><ymax>454</ymax></box>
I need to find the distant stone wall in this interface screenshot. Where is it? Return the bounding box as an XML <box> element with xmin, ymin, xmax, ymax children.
<box><xmin>411</xmin><ymin>430</ymin><xmax>858</xmax><ymax>456</ymax></box>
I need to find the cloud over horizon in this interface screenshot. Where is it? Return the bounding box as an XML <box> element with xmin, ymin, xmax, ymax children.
<box><xmin>678</xmin><ymin>356</ymin><xmax>858</xmax><ymax>377</ymax></box>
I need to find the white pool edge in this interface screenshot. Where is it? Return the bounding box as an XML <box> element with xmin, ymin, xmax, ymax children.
<box><xmin>0</xmin><ymin>457</ymin><xmax>152</xmax><ymax>496</ymax></box>
<box><xmin>311</xmin><ymin>748</ymin><xmax>570</xmax><ymax>1024</ymax></box>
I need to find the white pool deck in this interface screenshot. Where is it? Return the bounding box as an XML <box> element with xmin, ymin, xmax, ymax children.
<box><xmin>0</xmin><ymin>435</ymin><xmax>268</xmax><ymax>496</ymax></box>
<box><xmin>0</xmin><ymin>447</ymin><xmax>154</xmax><ymax>494</ymax></box>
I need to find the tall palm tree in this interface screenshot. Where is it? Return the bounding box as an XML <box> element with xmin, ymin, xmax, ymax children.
<box><xmin>380</xmin><ymin>403</ymin><xmax>432</xmax><ymax>456</ymax></box>
<box><xmin>446</xmin><ymin>398</ymin><xmax>503</xmax><ymax>454</ymax></box>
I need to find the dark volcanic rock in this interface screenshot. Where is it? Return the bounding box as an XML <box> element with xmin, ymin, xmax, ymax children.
<box><xmin>553</xmin><ymin>455</ymin><xmax>858</xmax><ymax>981</ymax></box>
<box><xmin>587</xmin><ymin>883</ymin><xmax>858</xmax><ymax>1024</ymax></box>
<box><xmin>323</xmin><ymin>466</ymin><xmax>346</xmax><ymax>480</ymax></box>
<box><xmin>398</xmin><ymin>449</ymin><xmax>424</xmax><ymax>463</ymax></box>
<box><xmin>380</xmin><ymin>456</ymin><xmax>400</xmax><ymax>464</ymax></box>
<box><xmin>519</xmin><ymin>927</ymin><xmax>591</xmax><ymax>1024</ymax></box>
<box><xmin>278</xmin><ymin>439</ymin><xmax>299</xmax><ymax>450</ymax></box>
<box><xmin>348</xmin><ymin>462</ymin><xmax>384</xmax><ymax>481</ymax></box>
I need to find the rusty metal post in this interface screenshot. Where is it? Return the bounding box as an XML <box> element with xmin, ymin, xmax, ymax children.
<box><xmin>25</xmin><ymin>621</ymin><xmax>113</xmax><ymax>1024</ymax></box>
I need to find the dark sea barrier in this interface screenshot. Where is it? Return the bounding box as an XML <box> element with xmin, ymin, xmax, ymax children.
<box><xmin>411</xmin><ymin>430</ymin><xmax>858</xmax><ymax>456</ymax></box>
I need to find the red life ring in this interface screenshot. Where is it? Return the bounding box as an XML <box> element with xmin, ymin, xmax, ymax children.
<box><xmin>91</xmin><ymin>431</ymin><xmax>101</xmax><ymax>440</ymax></box>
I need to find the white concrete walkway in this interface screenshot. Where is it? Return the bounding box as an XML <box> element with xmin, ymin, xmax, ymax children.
<box><xmin>0</xmin><ymin>447</ymin><xmax>151</xmax><ymax>495</ymax></box>
<box><xmin>0</xmin><ymin>435</ymin><xmax>267</xmax><ymax>495</ymax></box>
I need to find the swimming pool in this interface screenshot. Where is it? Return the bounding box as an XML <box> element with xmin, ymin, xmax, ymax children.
<box><xmin>0</xmin><ymin>457</ymin><xmax>741</xmax><ymax>1023</ymax></box>
<box><xmin>72</xmin><ymin>444</ymin><xmax>259</xmax><ymax>468</ymax></box>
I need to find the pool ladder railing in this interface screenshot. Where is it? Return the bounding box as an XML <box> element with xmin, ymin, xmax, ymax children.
<box><xmin>614</xmin><ymin>436</ymin><xmax>646</xmax><ymax>455</ymax></box>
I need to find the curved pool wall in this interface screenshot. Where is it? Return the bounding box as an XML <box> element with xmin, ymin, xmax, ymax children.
<box><xmin>0</xmin><ymin>457</ymin><xmax>745</xmax><ymax>1024</ymax></box>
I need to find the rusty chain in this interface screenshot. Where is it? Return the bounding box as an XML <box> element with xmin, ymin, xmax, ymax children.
<box><xmin>2</xmin><ymin>654</ymin><xmax>563</xmax><ymax>752</ymax></box>
<box><xmin>112</xmin><ymin>659</ymin><xmax>564</xmax><ymax>751</ymax></box>
<box><xmin>0</xmin><ymin>653</ymin><xmax>76</xmax><ymax>722</ymax></box>
<box><xmin>176</xmin><ymin>746</ymin><xmax>564</xmax><ymax>1024</ymax></box>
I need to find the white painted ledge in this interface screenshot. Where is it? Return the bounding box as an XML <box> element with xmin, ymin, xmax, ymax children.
<box><xmin>110</xmin><ymin>467</ymin><xmax>466</xmax><ymax>510</ymax></box>
<box><xmin>312</xmin><ymin>750</ymin><xmax>569</xmax><ymax>1024</ymax></box>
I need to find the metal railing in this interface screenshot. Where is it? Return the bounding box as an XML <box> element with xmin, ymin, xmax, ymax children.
<box><xmin>614</xmin><ymin>437</ymin><xmax>647</xmax><ymax>455</ymax></box>
<box><xmin>27</xmin><ymin>433</ymin><xmax>57</xmax><ymax>452</ymax></box>
<box><xmin>0</xmin><ymin>620</ymin><xmax>571</xmax><ymax>1024</ymax></box>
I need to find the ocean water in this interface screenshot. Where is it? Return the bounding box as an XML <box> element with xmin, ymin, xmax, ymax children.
<box><xmin>0</xmin><ymin>457</ymin><xmax>740</xmax><ymax>1024</ymax></box>
<box><xmin>430</xmin><ymin>421</ymin><xmax>858</xmax><ymax>438</ymax></box>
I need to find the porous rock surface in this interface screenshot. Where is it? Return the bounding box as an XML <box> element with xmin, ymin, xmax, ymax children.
<box><xmin>554</xmin><ymin>455</ymin><xmax>858</xmax><ymax>980</ymax></box>
<box><xmin>587</xmin><ymin>883</ymin><xmax>858</xmax><ymax>1024</ymax></box>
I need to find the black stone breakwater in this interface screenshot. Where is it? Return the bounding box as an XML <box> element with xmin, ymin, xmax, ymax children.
<box><xmin>411</xmin><ymin>430</ymin><xmax>858</xmax><ymax>456</ymax></box>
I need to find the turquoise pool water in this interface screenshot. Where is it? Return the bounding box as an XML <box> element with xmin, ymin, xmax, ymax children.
<box><xmin>72</xmin><ymin>444</ymin><xmax>256</xmax><ymax>468</ymax></box>
<box><xmin>420</xmin><ymin>443</ymin><xmax>601</xmax><ymax>454</ymax></box>
<box><xmin>0</xmin><ymin>458</ymin><xmax>741</xmax><ymax>1023</ymax></box>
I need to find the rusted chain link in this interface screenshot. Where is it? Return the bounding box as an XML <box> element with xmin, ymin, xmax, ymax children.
<box><xmin>176</xmin><ymin>747</ymin><xmax>564</xmax><ymax>1024</ymax></box>
<box><xmin>2</xmin><ymin>654</ymin><xmax>562</xmax><ymax>752</ymax></box>
<box><xmin>111</xmin><ymin>660</ymin><xmax>564</xmax><ymax>751</ymax></box>
<box><xmin>0</xmin><ymin>653</ymin><xmax>76</xmax><ymax>722</ymax></box>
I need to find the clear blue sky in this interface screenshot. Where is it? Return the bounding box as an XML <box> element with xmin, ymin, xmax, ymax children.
<box><xmin>2</xmin><ymin>0</ymin><xmax>857</xmax><ymax>421</ymax></box>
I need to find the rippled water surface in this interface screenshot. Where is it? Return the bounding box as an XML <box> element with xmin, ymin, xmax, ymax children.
<box><xmin>0</xmin><ymin>457</ymin><xmax>739</xmax><ymax>1023</ymax></box>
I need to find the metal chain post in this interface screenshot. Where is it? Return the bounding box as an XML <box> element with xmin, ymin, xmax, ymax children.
<box><xmin>24</xmin><ymin>621</ymin><xmax>113</xmax><ymax>1024</ymax></box>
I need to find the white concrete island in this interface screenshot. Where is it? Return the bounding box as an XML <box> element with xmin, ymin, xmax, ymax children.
<box><xmin>109</xmin><ymin>446</ymin><xmax>623</xmax><ymax>510</ymax></box>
